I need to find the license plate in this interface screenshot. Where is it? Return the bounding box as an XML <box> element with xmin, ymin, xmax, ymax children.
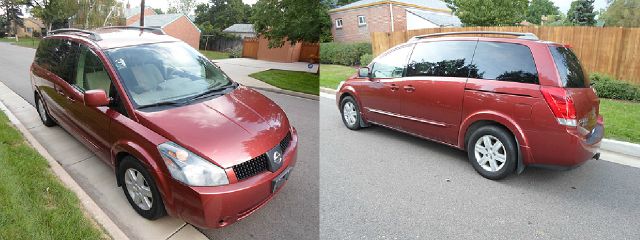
<box><xmin>271</xmin><ymin>167</ymin><xmax>293</xmax><ymax>193</ymax></box>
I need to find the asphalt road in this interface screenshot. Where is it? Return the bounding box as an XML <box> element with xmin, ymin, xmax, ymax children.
<box><xmin>0</xmin><ymin>42</ymin><xmax>319</xmax><ymax>240</ymax></box>
<box><xmin>320</xmin><ymin>96</ymin><xmax>640</xmax><ymax>239</ymax></box>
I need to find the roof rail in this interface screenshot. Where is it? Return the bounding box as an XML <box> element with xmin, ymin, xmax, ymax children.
<box><xmin>408</xmin><ymin>31</ymin><xmax>539</xmax><ymax>42</ymax></box>
<box><xmin>49</xmin><ymin>28</ymin><xmax>102</xmax><ymax>41</ymax></box>
<box><xmin>99</xmin><ymin>26</ymin><xmax>166</xmax><ymax>35</ymax></box>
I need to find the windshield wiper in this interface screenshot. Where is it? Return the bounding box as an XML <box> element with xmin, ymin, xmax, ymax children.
<box><xmin>187</xmin><ymin>83</ymin><xmax>238</xmax><ymax>102</ymax></box>
<box><xmin>137</xmin><ymin>100</ymin><xmax>186</xmax><ymax>110</ymax></box>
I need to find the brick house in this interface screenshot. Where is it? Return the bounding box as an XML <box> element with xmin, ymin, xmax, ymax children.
<box><xmin>329</xmin><ymin>0</ymin><xmax>461</xmax><ymax>43</ymax></box>
<box><xmin>124</xmin><ymin>2</ymin><xmax>201</xmax><ymax>49</ymax></box>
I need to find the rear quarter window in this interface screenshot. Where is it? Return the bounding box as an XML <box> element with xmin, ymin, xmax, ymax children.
<box><xmin>470</xmin><ymin>42</ymin><xmax>539</xmax><ymax>84</ymax></box>
<box><xmin>549</xmin><ymin>46</ymin><xmax>589</xmax><ymax>88</ymax></box>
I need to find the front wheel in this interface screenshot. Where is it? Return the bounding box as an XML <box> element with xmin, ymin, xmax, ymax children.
<box><xmin>467</xmin><ymin>126</ymin><xmax>517</xmax><ymax>180</ymax></box>
<box><xmin>340</xmin><ymin>96</ymin><xmax>364</xmax><ymax>130</ymax></box>
<box><xmin>119</xmin><ymin>156</ymin><xmax>166</xmax><ymax>220</ymax></box>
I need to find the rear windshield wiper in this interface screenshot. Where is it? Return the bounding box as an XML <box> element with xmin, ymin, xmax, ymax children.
<box><xmin>137</xmin><ymin>100</ymin><xmax>186</xmax><ymax>110</ymax></box>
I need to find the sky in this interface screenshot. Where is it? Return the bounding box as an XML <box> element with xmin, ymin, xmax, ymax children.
<box><xmin>551</xmin><ymin>0</ymin><xmax>610</xmax><ymax>14</ymax></box>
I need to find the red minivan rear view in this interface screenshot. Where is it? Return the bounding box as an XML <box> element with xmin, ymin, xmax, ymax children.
<box><xmin>337</xmin><ymin>31</ymin><xmax>603</xmax><ymax>179</ymax></box>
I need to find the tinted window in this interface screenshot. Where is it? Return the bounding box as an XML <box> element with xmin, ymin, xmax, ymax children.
<box><xmin>407</xmin><ymin>41</ymin><xmax>477</xmax><ymax>78</ymax></box>
<box><xmin>74</xmin><ymin>46</ymin><xmax>112</xmax><ymax>95</ymax></box>
<box><xmin>35</xmin><ymin>38</ymin><xmax>61</xmax><ymax>72</ymax></box>
<box><xmin>549</xmin><ymin>46</ymin><xmax>588</xmax><ymax>88</ymax></box>
<box><xmin>471</xmin><ymin>42</ymin><xmax>538</xmax><ymax>84</ymax></box>
<box><xmin>371</xmin><ymin>45</ymin><xmax>413</xmax><ymax>78</ymax></box>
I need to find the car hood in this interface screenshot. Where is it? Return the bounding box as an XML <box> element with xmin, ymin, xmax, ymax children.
<box><xmin>136</xmin><ymin>86</ymin><xmax>291</xmax><ymax>168</ymax></box>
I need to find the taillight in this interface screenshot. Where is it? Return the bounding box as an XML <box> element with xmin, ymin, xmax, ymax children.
<box><xmin>541</xmin><ymin>86</ymin><xmax>577</xmax><ymax>127</ymax></box>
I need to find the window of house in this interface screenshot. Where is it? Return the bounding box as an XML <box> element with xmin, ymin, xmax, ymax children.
<box><xmin>27</xmin><ymin>28</ymin><xmax>33</xmax><ymax>33</ymax></box>
<box><xmin>358</xmin><ymin>16</ymin><xmax>366</xmax><ymax>26</ymax></box>
<box><xmin>335</xmin><ymin>18</ymin><xmax>343</xmax><ymax>29</ymax></box>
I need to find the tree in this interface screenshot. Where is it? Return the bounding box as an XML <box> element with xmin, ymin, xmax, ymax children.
<box><xmin>600</xmin><ymin>0</ymin><xmax>640</xmax><ymax>27</ymax></box>
<box><xmin>336</xmin><ymin>0</ymin><xmax>358</xmax><ymax>6</ymax></box>
<box><xmin>565</xmin><ymin>0</ymin><xmax>596</xmax><ymax>26</ymax></box>
<box><xmin>153</xmin><ymin>8</ymin><xmax>164</xmax><ymax>14</ymax></box>
<box><xmin>445</xmin><ymin>0</ymin><xmax>528</xmax><ymax>26</ymax></box>
<box><xmin>526</xmin><ymin>0</ymin><xmax>559</xmax><ymax>24</ymax></box>
<box><xmin>251</xmin><ymin>0</ymin><xmax>330</xmax><ymax>47</ymax></box>
<box><xmin>194</xmin><ymin>0</ymin><xmax>248</xmax><ymax>31</ymax></box>
<box><xmin>1</xmin><ymin>0</ymin><xmax>27</xmax><ymax>36</ymax></box>
<box><xmin>31</xmin><ymin>0</ymin><xmax>80</xmax><ymax>30</ymax></box>
<box><xmin>168</xmin><ymin>0</ymin><xmax>197</xmax><ymax>16</ymax></box>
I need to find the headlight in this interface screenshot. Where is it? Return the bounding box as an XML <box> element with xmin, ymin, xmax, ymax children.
<box><xmin>158</xmin><ymin>142</ymin><xmax>229</xmax><ymax>186</ymax></box>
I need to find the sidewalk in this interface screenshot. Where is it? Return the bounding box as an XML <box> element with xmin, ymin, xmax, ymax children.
<box><xmin>0</xmin><ymin>82</ymin><xmax>207</xmax><ymax>240</ymax></box>
<box><xmin>213</xmin><ymin>58</ymin><xmax>319</xmax><ymax>100</ymax></box>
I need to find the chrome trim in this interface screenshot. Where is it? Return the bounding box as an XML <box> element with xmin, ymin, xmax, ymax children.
<box><xmin>365</xmin><ymin>107</ymin><xmax>447</xmax><ymax>127</ymax></box>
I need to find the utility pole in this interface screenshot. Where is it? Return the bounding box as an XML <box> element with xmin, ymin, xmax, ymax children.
<box><xmin>140</xmin><ymin>0</ymin><xmax>145</xmax><ymax>26</ymax></box>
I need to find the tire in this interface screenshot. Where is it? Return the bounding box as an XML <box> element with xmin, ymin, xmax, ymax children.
<box><xmin>340</xmin><ymin>96</ymin><xmax>364</xmax><ymax>130</ymax></box>
<box><xmin>35</xmin><ymin>94</ymin><xmax>56</xmax><ymax>127</ymax></box>
<box><xmin>119</xmin><ymin>156</ymin><xmax>166</xmax><ymax>220</ymax></box>
<box><xmin>467</xmin><ymin>125</ymin><xmax>517</xmax><ymax>180</ymax></box>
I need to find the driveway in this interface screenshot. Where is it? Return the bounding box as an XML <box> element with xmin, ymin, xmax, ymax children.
<box><xmin>0</xmin><ymin>42</ymin><xmax>319</xmax><ymax>240</ymax></box>
<box><xmin>319</xmin><ymin>95</ymin><xmax>640</xmax><ymax>239</ymax></box>
<box><xmin>213</xmin><ymin>58</ymin><xmax>318</xmax><ymax>92</ymax></box>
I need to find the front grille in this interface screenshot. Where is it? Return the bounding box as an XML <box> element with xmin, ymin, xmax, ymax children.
<box><xmin>233</xmin><ymin>154</ymin><xmax>268</xmax><ymax>180</ymax></box>
<box><xmin>232</xmin><ymin>131</ymin><xmax>293</xmax><ymax>181</ymax></box>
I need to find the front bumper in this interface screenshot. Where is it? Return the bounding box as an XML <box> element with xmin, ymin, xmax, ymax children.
<box><xmin>169</xmin><ymin>128</ymin><xmax>298</xmax><ymax>228</ymax></box>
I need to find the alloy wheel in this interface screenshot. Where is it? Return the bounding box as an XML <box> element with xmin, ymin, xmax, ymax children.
<box><xmin>474</xmin><ymin>135</ymin><xmax>507</xmax><ymax>172</ymax></box>
<box><xmin>124</xmin><ymin>168</ymin><xmax>153</xmax><ymax>211</ymax></box>
<box><xmin>343</xmin><ymin>102</ymin><xmax>357</xmax><ymax>126</ymax></box>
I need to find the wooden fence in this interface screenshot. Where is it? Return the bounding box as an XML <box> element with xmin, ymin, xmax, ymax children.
<box><xmin>371</xmin><ymin>26</ymin><xmax>640</xmax><ymax>84</ymax></box>
<box><xmin>242</xmin><ymin>38</ymin><xmax>259</xmax><ymax>59</ymax></box>
<box><xmin>299</xmin><ymin>42</ymin><xmax>320</xmax><ymax>63</ymax></box>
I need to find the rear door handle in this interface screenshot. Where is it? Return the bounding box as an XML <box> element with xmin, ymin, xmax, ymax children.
<box><xmin>390</xmin><ymin>83</ymin><xmax>399</xmax><ymax>91</ymax></box>
<box><xmin>404</xmin><ymin>85</ymin><xmax>415</xmax><ymax>92</ymax></box>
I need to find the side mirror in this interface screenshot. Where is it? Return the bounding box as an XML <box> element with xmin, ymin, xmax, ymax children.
<box><xmin>358</xmin><ymin>67</ymin><xmax>370</xmax><ymax>78</ymax></box>
<box><xmin>84</xmin><ymin>90</ymin><xmax>110</xmax><ymax>107</ymax></box>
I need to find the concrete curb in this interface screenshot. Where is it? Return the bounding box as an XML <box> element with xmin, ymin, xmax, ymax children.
<box><xmin>601</xmin><ymin>139</ymin><xmax>640</xmax><ymax>158</ymax></box>
<box><xmin>0</xmin><ymin>99</ymin><xmax>129</xmax><ymax>240</ymax></box>
<box><xmin>320</xmin><ymin>87</ymin><xmax>639</xmax><ymax>159</ymax></box>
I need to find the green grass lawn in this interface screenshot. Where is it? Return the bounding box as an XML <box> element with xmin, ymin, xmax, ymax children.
<box><xmin>0</xmin><ymin>112</ymin><xmax>105</xmax><ymax>239</ymax></box>
<box><xmin>600</xmin><ymin>99</ymin><xmax>640</xmax><ymax>143</ymax></box>
<box><xmin>249</xmin><ymin>69</ymin><xmax>319</xmax><ymax>95</ymax></box>
<box><xmin>199</xmin><ymin>50</ymin><xmax>230</xmax><ymax>60</ymax></box>
<box><xmin>320</xmin><ymin>64</ymin><xmax>356</xmax><ymax>89</ymax></box>
<box><xmin>0</xmin><ymin>37</ymin><xmax>41</xmax><ymax>49</ymax></box>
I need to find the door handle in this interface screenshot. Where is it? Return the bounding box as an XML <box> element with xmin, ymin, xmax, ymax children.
<box><xmin>389</xmin><ymin>83</ymin><xmax>399</xmax><ymax>91</ymax></box>
<box><xmin>404</xmin><ymin>85</ymin><xmax>415</xmax><ymax>92</ymax></box>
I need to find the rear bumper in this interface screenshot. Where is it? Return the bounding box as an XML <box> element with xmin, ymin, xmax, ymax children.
<box><xmin>168</xmin><ymin>129</ymin><xmax>298</xmax><ymax>229</ymax></box>
<box><xmin>525</xmin><ymin>122</ymin><xmax>603</xmax><ymax>168</ymax></box>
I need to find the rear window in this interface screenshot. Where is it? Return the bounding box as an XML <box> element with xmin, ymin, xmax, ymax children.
<box><xmin>549</xmin><ymin>46</ymin><xmax>589</xmax><ymax>88</ymax></box>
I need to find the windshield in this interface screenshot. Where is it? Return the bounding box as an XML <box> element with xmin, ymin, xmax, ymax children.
<box><xmin>549</xmin><ymin>46</ymin><xmax>589</xmax><ymax>88</ymax></box>
<box><xmin>106</xmin><ymin>42</ymin><xmax>234</xmax><ymax>108</ymax></box>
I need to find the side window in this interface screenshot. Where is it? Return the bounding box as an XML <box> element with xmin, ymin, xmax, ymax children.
<box><xmin>470</xmin><ymin>42</ymin><xmax>539</xmax><ymax>84</ymax></box>
<box><xmin>371</xmin><ymin>45</ymin><xmax>413</xmax><ymax>78</ymax></box>
<box><xmin>35</xmin><ymin>38</ymin><xmax>61</xmax><ymax>72</ymax></box>
<box><xmin>407</xmin><ymin>41</ymin><xmax>477</xmax><ymax>78</ymax></box>
<box><xmin>74</xmin><ymin>46</ymin><xmax>112</xmax><ymax>96</ymax></box>
<box><xmin>52</xmin><ymin>40</ymin><xmax>80</xmax><ymax>85</ymax></box>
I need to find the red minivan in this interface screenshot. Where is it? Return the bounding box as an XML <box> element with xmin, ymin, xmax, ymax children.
<box><xmin>31</xmin><ymin>27</ymin><xmax>297</xmax><ymax>228</ymax></box>
<box><xmin>337</xmin><ymin>32</ymin><xmax>603</xmax><ymax>180</ymax></box>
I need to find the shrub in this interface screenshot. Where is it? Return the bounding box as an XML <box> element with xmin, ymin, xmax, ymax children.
<box><xmin>228</xmin><ymin>46</ymin><xmax>243</xmax><ymax>58</ymax></box>
<box><xmin>320</xmin><ymin>42</ymin><xmax>372</xmax><ymax>66</ymax></box>
<box><xmin>590</xmin><ymin>73</ymin><xmax>640</xmax><ymax>102</ymax></box>
<box><xmin>360</xmin><ymin>54</ymin><xmax>374</xmax><ymax>66</ymax></box>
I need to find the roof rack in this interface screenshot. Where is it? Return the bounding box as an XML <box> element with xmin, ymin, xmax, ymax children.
<box><xmin>49</xmin><ymin>28</ymin><xmax>102</xmax><ymax>41</ymax></box>
<box><xmin>99</xmin><ymin>26</ymin><xmax>166</xmax><ymax>35</ymax></box>
<box><xmin>408</xmin><ymin>31</ymin><xmax>539</xmax><ymax>42</ymax></box>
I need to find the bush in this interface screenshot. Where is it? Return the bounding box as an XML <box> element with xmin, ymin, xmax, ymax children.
<box><xmin>320</xmin><ymin>42</ymin><xmax>372</xmax><ymax>66</ymax></box>
<box><xmin>360</xmin><ymin>54</ymin><xmax>374</xmax><ymax>66</ymax></box>
<box><xmin>590</xmin><ymin>73</ymin><xmax>640</xmax><ymax>102</ymax></box>
<box><xmin>228</xmin><ymin>46</ymin><xmax>243</xmax><ymax>58</ymax></box>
